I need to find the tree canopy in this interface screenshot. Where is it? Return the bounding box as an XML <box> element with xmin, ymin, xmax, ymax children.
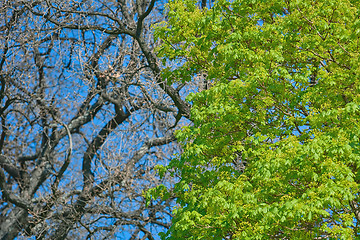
<box><xmin>151</xmin><ymin>0</ymin><xmax>360</xmax><ymax>239</ymax></box>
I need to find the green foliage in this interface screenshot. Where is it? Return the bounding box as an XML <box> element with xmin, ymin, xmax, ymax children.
<box><xmin>152</xmin><ymin>0</ymin><xmax>360</xmax><ymax>238</ymax></box>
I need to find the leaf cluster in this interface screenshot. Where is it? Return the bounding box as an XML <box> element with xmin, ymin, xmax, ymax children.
<box><xmin>152</xmin><ymin>0</ymin><xmax>360</xmax><ymax>239</ymax></box>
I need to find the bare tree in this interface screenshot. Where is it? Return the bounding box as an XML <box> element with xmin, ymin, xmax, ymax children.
<box><xmin>0</xmin><ymin>0</ymin><xmax>192</xmax><ymax>239</ymax></box>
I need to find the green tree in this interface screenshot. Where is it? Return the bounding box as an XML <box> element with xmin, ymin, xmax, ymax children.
<box><xmin>151</xmin><ymin>0</ymin><xmax>360</xmax><ymax>239</ymax></box>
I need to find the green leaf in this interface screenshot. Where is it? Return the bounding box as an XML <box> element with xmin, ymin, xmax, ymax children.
<box><xmin>152</xmin><ymin>0</ymin><xmax>360</xmax><ymax>238</ymax></box>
